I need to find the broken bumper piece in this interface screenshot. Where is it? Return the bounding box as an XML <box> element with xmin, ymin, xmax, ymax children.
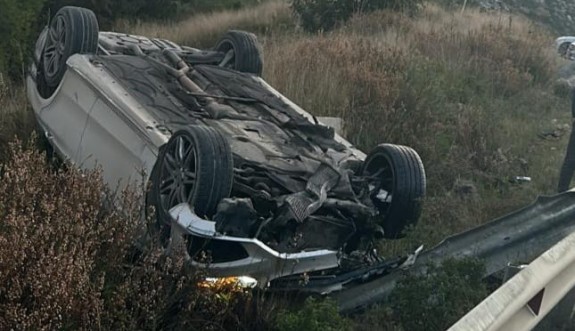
<box><xmin>168</xmin><ymin>203</ymin><xmax>340</xmax><ymax>285</ymax></box>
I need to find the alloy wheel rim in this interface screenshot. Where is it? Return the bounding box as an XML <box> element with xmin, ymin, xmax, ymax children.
<box><xmin>159</xmin><ymin>134</ymin><xmax>198</xmax><ymax>219</ymax></box>
<box><xmin>43</xmin><ymin>15</ymin><xmax>67</xmax><ymax>78</ymax></box>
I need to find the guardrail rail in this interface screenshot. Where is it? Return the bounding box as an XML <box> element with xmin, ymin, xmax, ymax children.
<box><xmin>449</xmin><ymin>228</ymin><xmax>575</xmax><ymax>330</ymax></box>
<box><xmin>333</xmin><ymin>191</ymin><xmax>575</xmax><ymax>313</ymax></box>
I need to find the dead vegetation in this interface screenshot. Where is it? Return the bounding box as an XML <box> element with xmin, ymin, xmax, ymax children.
<box><xmin>262</xmin><ymin>4</ymin><xmax>567</xmax><ymax>252</ymax></box>
<box><xmin>0</xmin><ymin>1</ymin><xmax>572</xmax><ymax>330</ymax></box>
<box><xmin>0</xmin><ymin>82</ymin><xmax>36</xmax><ymax>161</ymax></box>
<box><xmin>116</xmin><ymin>0</ymin><xmax>293</xmax><ymax>48</ymax></box>
<box><xmin>0</xmin><ymin>139</ymin><xmax>275</xmax><ymax>330</ymax></box>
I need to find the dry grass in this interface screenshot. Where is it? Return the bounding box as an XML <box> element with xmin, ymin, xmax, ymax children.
<box><xmin>0</xmin><ymin>83</ymin><xmax>36</xmax><ymax>161</ymax></box>
<box><xmin>115</xmin><ymin>0</ymin><xmax>292</xmax><ymax>47</ymax></box>
<box><xmin>116</xmin><ymin>0</ymin><xmax>571</xmax><ymax>254</ymax></box>
<box><xmin>260</xmin><ymin>4</ymin><xmax>568</xmax><ymax>253</ymax></box>
<box><xmin>1</xmin><ymin>2</ymin><xmax>573</xmax><ymax>329</ymax></box>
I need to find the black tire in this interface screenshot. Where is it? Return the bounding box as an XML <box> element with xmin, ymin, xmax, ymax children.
<box><xmin>149</xmin><ymin>125</ymin><xmax>233</xmax><ymax>229</ymax></box>
<box><xmin>361</xmin><ymin>144</ymin><xmax>426</xmax><ymax>239</ymax></box>
<box><xmin>42</xmin><ymin>6</ymin><xmax>99</xmax><ymax>87</ymax></box>
<box><xmin>215</xmin><ymin>30</ymin><xmax>263</xmax><ymax>76</ymax></box>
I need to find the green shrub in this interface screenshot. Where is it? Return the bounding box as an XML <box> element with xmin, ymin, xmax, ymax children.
<box><xmin>290</xmin><ymin>0</ymin><xmax>423</xmax><ymax>32</ymax></box>
<box><xmin>275</xmin><ymin>297</ymin><xmax>353</xmax><ymax>331</ymax></box>
<box><xmin>0</xmin><ymin>0</ymin><xmax>44</xmax><ymax>80</ymax></box>
<box><xmin>389</xmin><ymin>258</ymin><xmax>489</xmax><ymax>331</ymax></box>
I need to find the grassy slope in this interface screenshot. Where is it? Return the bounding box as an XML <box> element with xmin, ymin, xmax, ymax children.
<box><xmin>125</xmin><ymin>1</ymin><xmax>573</xmax><ymax>253</ymax></box>
<box><xmin>119</xmin><ymin>6</ymin><xmax>574</xmax><ymax>327</ymax></box>
<box><xmin>0</xmin><ymin>1</ymin><xmax>573</xmax><ymax>329</ymax></box>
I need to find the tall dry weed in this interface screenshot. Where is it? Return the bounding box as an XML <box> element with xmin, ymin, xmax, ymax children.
<box><xmin>0</xmin><ymin>138</ymin><xmax>137</xmax><ymax>329</ymax></box>
<box><xmin>262</xmin><ymin>3</ymin><xmax>567</xmax><ymax>249</ymax></box>
<box><xmin>0</xmin><ymin>84</ymin><xmax>36</xmax><ymax>161</ymax></box>
<box><xmin>0</xmin><ymin>3</ymin><xmax>569</xmax><ymax>329</ymax></box>
<box><xmin>0</xmin><ymin>138</ymin><xmax>268</xmax><ymax>330</ymax></box>
<box><xmin>264</xmin><ymin>34</ymin><xmax>410</xmax><ymax>150</ymax></box>
<box><xmin>116</xmin><ymin>1</ymin><xmax>292</xmax><ymax>47</ymax></box>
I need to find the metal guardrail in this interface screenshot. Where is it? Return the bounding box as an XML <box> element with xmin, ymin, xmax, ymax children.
<box><xmin>334</xmin><ymin>191</ymin><xmax>575</xmax><ymax>313</ymax></box>
<box><xmin>449</xmin><ymin>227</ymin><xmax>575</xmax><ymax>330</ymax></box>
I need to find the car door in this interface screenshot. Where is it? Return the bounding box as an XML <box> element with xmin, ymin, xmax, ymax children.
<box><xmin>34</xmin><ymin>69</ymin><xmax>98</xmax><ymax>163</ymax></box>
<box><xmin>74</xmin><ymin>96</ymin><xmax>157</xmax><ymax>190</ymax></box>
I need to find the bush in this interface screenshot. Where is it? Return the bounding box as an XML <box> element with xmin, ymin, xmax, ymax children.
<box><xmin>291</xmin><ymin>0</ymin><xmax>423</xmax><ymax>32</ymax></box>
<box><xmin>0</xmin><ymin>137</ymin><xmax>142</xmax><ymax>329</ymax></box>
<box><xmin>389</xmin><ymin>258</ymin><xmax>489</xmax><ymax>331</ymax></box>
<box><xmin>275</xmin><ymin>297</ymin><xmax>353</xmax><ymax>331</ymax></box>
<box><xmin>0</xmin><ymin>138</ymin><xmax>266</xmax><ymax>330</ymax></box>
<box><xmin>0</xmin><ymin>0</ymin><xmax>44</xmax><ymax>80</ymax></box>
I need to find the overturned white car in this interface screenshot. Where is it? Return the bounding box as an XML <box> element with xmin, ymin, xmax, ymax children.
<box><xmin>27</xmin><ymin>7</ymin><xmax>426</xmax><ymax>285</ymax></box>
<box><xmin>555</xmin><ymin>36</ymin><xmax>575</xmax><ymax>60</ymax></box>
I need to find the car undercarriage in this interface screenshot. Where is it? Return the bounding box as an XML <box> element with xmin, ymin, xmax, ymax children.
<box><xmin>27</xmin><ymin>6</ymin><xmax>427</xmax><ymax>284</ymax></box>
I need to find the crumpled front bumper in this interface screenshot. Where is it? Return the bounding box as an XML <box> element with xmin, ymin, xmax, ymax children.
<box><xmin>168</xmin><ymin>204</ymin><xmax>340</xmax><ymax>285</ymax></box>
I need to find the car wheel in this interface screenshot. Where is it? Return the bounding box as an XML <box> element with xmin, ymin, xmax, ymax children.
<box><xmin>150</xmin><ymin>125</ymin><xmax>234</xmax><ymax>232</ymax></box>
<box><xmin>42</xmin><ymin>6</ymin><xmax>99</xmax><ymax>87</ymax></box>
<box><xmin>361</xmin><ymin>144</ymin><xmax>426</xmax><ymax>239</ymax></box>
<box><xmin>215</xmin><ymin>30</ymin><xmax>263</xmax><ymax>76</ymax></box>
<box><xmin>559</xmin><ymin>42</ymin><xmax>571</xmax><ymax>57</ymax></box>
